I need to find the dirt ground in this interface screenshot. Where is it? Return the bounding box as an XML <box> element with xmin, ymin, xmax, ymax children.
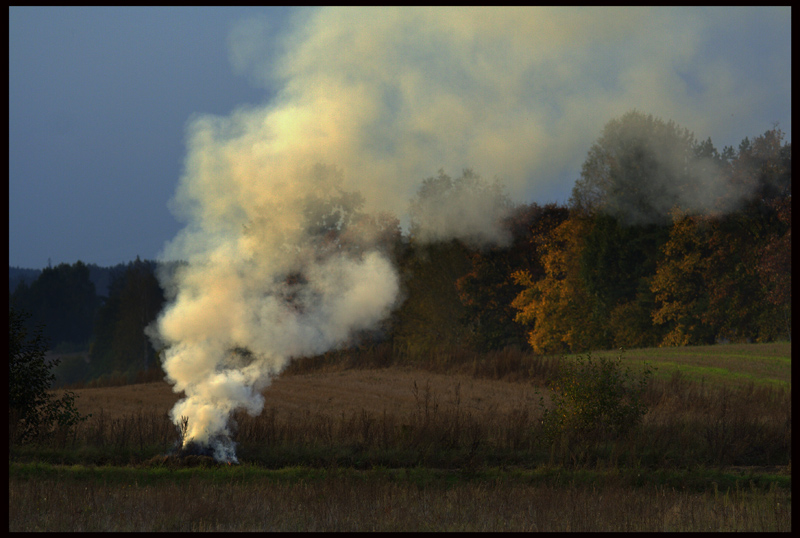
<box><xmin>60</xmin><ymin>367</ymin><xmax>545</xmax><ymax>422</ymax></box>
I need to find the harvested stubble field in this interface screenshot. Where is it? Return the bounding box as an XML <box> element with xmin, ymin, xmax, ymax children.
<box><xmin>65</xmin><ymin>366</ymin><xmax>544</xmax><ymax>423</ymax></box>
<box><xmin>9</xmin><ymin>343</ymin><xmax>792</xmax><ymax>531</ymax></box>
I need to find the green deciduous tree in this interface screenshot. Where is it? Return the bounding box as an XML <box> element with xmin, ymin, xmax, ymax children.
<box><xmin>409</xmin><ymin>169</ymin><xmax>512</xmax><ymax>246</ymax></box>
<box><xmin>391</xmin><ymin>170</ymin><xmax>512</xmax><ymax>360</ymax></box>
<box><xmin>605</xmin><ymin>277</ymin><xmax>666</xmax><ymax>350</ymax></box>
<box><xmin>9</xmin><ymin>306</ymin><xmax>87</xmax><ymax>444</ymax></box>
<box><xmin>701</xmin><ymin>207</ymin><xmax>780</xmax><ymax>343</ymax></box>
<box><xmin>725</xmin><ymin>127</ymin><xmax>791</xmax><ymax>205</ymax></box>
<box><xmin>756</xmin><ymin>196</ymin><xmax>791</xmax><ymax>340</ymax></box>
<box><xmin>301</xmin><ymin>164</ymin><xmax>366</xmax><ymax>242</ymax></box>
<box><xmin>392</xmin><ymin>239</ymin><xmax>473</xmax><ymax>360</ymax></box>
<box><xmin>569</xmin><ymin>110</ymin><xmax>712</xmax><ymax>224</ymax></box>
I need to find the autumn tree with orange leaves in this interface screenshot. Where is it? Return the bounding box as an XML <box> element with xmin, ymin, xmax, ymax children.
<box><xmin>512</xmin><ymin>213</ymin><xmax>607</xmax><ymax>354</ymax></box>
<box><xmin>650</xmin><ymin>127</ymin><xmax>791</xmax><ymax>346</ymax></box>
<box><xmin>456</xmin><ymin>203</ymin><xmax>569</xmax><ymax>351</ymax></box>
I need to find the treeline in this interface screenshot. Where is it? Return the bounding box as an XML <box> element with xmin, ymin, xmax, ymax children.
<box><xmin>393</xmin><ymin>112</ymin><xmax>791</xmax><ymax>357</ymax></box>
<box><xmin>8</xmin><ymin>111</ymin><xmax>791</xmax><ymax>385</ymax></box>
<box><xmin>9</xmin><ymin>267</ymin><xmax>42</xmax><ymax>294</ymax></box>
<box><xmin>9</xmin><ymin>257</ymin><xmax>167</xmax><ymax>386</ymax></box>
<box><xmin>9</xmin><ymin>262</ymin><xmax>127</xmax><ymax>297</ymax></box>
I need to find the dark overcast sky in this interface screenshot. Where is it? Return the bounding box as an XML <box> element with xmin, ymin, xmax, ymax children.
<box><xmin>9</xmin><ymin>7</ymin><xmax>791</xmax><ymax>269</ymax></box>
<box><xmin>9</xmin><ymin>7</ymin><xmax>289</xmax><ymax>268</ymax></box>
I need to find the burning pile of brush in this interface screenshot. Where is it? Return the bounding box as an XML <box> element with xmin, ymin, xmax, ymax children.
<box><xmin>144</xmin><ymin>417</ymin><xmax>239</xmax><ymax>467</ymax></box>
<box><xmin>145</xmin><ymin>441</ymin><xmax>238</xmax><ymax>468</ymax></box>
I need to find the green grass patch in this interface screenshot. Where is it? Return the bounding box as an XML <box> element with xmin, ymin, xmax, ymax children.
<box><xmin>641</xmin><ymin>361</ymin><xmax>788</xmax><ymax>389</ymax></box>
<box><xmin>9</xmin><ymin>443</ymin><xmax>169</xmax><ymax>467</ymax></box>
<box><xmin>10</xmin><ymin>461</ymin><xmax>789</xmax><ymax>494</ymax></box>
<box><xmin>564</xmin><ymin>342</ymin><xmax>791</xmax><ymax>389</ymax></box>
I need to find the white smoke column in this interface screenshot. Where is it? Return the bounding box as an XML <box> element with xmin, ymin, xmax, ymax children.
<box><xmin>155</xmin><ymin>242</ymin><xmax>397</xmax><ymax>461</ymax></box>
<box><xmin>150</xmin><ymin>7</ymin><xmax>764</xmax><ymax>460</ymax></box>
<box><xmin>152</xmin><ymin>147</ymin><xmax>400</xmax><ymax>460</ymax></box>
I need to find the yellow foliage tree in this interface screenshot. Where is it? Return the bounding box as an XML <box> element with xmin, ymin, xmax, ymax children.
<box><xmin>511</xmin><ymin>214</ymin><xmax>606</xmax><ymax>354</ymax></box>
<box><xmin>650</xmin><ymin>210</ymin><xmax>715</xmax><ymax>346</ymax></box>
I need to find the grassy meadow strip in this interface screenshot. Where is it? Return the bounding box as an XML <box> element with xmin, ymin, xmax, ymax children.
<box><xmin>643</xmin><ymin>361</ymin><xmax>788</xmax><ymax>389</ymax></box>
<box><xmin>9</xmin><ymin>465</ymin><xmax>791</xmax><ymax>531</ymax></box>
<box><xmin>9</xmin><ymin>461</ymin><xmax>791</xmax><ymax>492</ymax></box>
<box><xmin>610</xmin><ymin>342</ymin><xmax>791</xmax><ymax>388</ymax></box>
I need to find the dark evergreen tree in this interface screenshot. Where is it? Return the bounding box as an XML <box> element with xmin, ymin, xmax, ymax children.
<box><xmin>10</xmin><ymin>261</ymin><xmax>100</xmax><ymax>350</ymax></box>
<box><xmin>112</xmin><ymin>257</ymin><xmax>165</xmax><ymax>372</ymax></box>
<box><xmin>89</xmin><ymin>258</ymin><xmax>165</xmax><ymax>379</ymax></box>
<box><xmin>8</xmin><ymin>267</ymin><xmax>42</xmax><ymax>294</ymax></box>
<box><xmin>578</xmin><ymin>214</ymin><xmax>669</xmax><ymax>324</ymax></box>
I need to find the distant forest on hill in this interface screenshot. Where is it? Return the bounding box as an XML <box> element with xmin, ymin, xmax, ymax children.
<box><xmin>10</xmin><ymin>263</ymin><xmax>127</xmax><ymax>297</ymax></box>
<box><xmin>9</xmin><ymin>267</ymin><xmax>42</xmax><ymax>294</ymax></box>
<box><xmin>9</xmin><ymin>112</ymin><xmax>791</xmax><ymax>388</ymax></box>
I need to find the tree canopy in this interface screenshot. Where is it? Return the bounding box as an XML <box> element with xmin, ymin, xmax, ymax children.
<box><xmin>8</xmin><ymin>112</ymin><xmax>791</xmax><ymax>384</ymax></box>
<box><xmin>569</xmin><ymin>110</ymin><xmax>724</xmax><ymax>224</ymax></box>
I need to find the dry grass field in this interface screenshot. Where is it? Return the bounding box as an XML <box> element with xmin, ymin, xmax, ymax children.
<box><xmin>10</xmin><ymin>468</ymin><xmax>790</xmax><ymax>531</ymax></box>
<box><xmin>11</xmin><ymin>343</ymin><xmax>791</xmax><ymax>531</ymax></box>
<box><xmin>60</xmin><ymin>341</ymin><xmax>793</xmax><ymax>424</ymax></box>
<box><xmin>65</xmin><ymin>366</ymin><xmax>545</xmax><ymax>423</ymax></box>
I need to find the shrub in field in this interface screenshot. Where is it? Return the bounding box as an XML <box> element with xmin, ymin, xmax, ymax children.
<box><xmin>9</xmin><ymin>306</ymin><xmax>88</xmax><ymax>444</ymax></box>
<box><xmin>540</xmin><ymin>352</ymin><xmax>653</xmax><ymax>449</ymax></box>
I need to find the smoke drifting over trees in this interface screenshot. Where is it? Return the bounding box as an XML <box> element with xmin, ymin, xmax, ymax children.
<box><xmin>143</xmin><ymin>8</ymin><xmax>790</xmax><ymax>461</ymax></box>
<box><xmin>409</xmin><ymin>169</ymin><xmax>512</xmax><ymax>247</ymax></box>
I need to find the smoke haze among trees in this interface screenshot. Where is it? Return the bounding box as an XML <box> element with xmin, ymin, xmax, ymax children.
<box><xmin>8</xmin><ymin>112</ymin><xmax>791</xmax><ymax>389</ymax></box>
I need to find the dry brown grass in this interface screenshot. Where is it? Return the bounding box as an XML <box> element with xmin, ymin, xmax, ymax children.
<box><xmin>43</xmin><ymin>368</ymin><xmax>548</xmax><ymax>467</ymax></box>
<box><xmin>59</xmin><ymin>366</ymin><xmax>546</xmax><ymax>426</ymax></box>
<box><xmin>63</xmin><ymin>380</ymin><xmax>180</xmax><ymax>419</ymax></box>
<box><xmin>15</xmin><ymin>345</ymin><xmax>791</xmax><ymax>532</ymax></box>
<box><xmin>36</xmin><ymin>364</ymin><xmax>789</xmax><ymax>473</ymax></box>
<box><xmin>9</xmin><ymin>473</ymin><xmax>790</xmax><ymax>531</ymax></box>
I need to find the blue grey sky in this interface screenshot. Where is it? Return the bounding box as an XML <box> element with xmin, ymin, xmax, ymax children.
<box><xmin>9</xmin><ymin>7</ymin><xmax>791</xmax><ymax>269</ymax></box>
<box><xmin>9</xmin><ymin>7</ymin><xmax>288</xmax><ymax>268</ymax></box>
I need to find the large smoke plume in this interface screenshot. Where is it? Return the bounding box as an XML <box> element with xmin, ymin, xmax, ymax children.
<box><xmin>148</xmin><ymin>7</ymin><xmax>777</xmax><ymax>461</ymax></box>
